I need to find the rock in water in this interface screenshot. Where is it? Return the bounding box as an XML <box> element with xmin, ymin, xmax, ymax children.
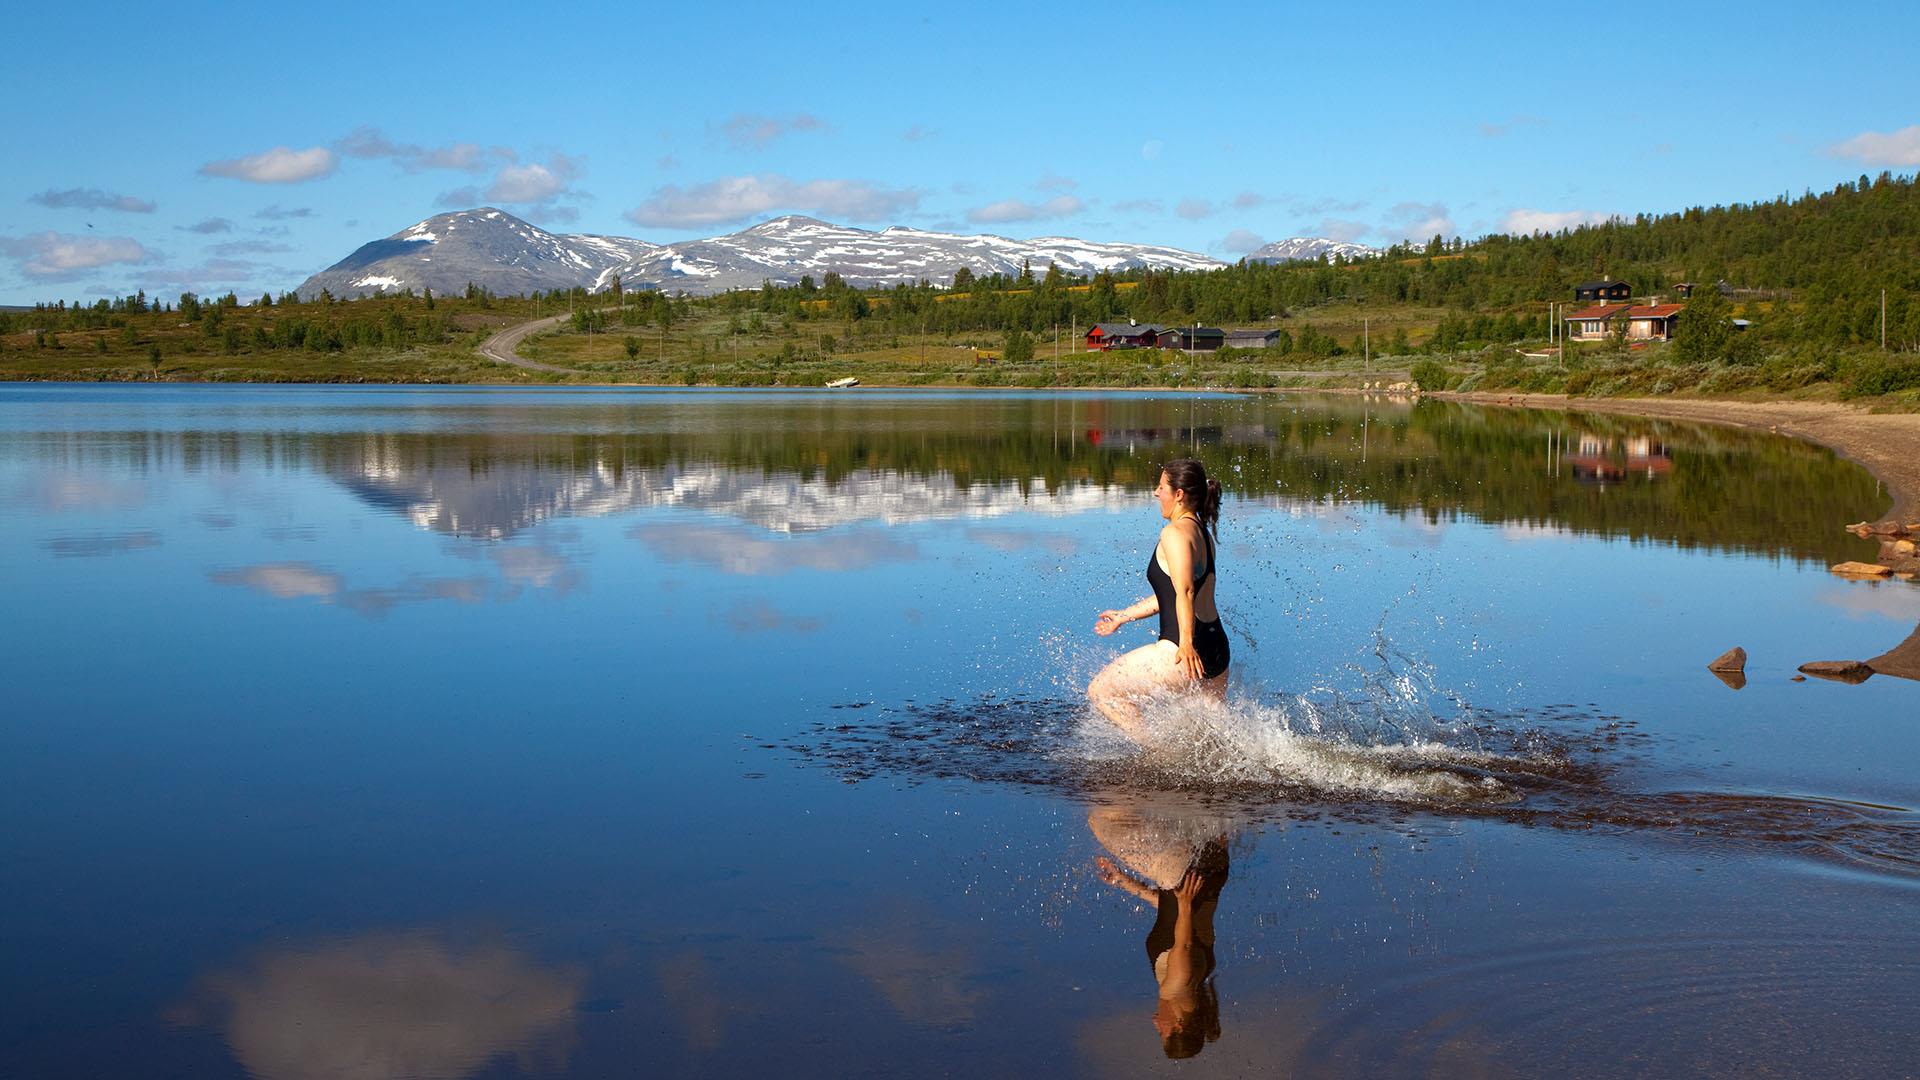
<box><xmin>1830</xmin><ymin>561</ymin><xmax>1893</xmax><ymax>577</ymax></box>
<box><xmin>1707</xmin><ymin>647</ymin><xmax>1747</xmax><ymax>673</ymax></box>
<box><xmin>1710</xmin><ymin>668</ymin><xmax>1748</xmax><ymax>691</ymax></box>
<box><xmin>1796</xmin><ymin>660</ymin><xmax>1875</xmax><ymax>684</ymax></box>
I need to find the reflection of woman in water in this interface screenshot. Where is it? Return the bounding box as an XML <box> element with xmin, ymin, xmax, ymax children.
<box><xmin>1089</xmin><ymin>800</ymin><xmax>1230</xmax><ymax>1059</ymax></box>
<box><xmin>1090</xmin><ymin>458</ymin><xmax>1229</xmax><ymax>742</ymax></box>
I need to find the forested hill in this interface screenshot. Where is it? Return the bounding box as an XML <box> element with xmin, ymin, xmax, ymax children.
<box><xmin>751</xmin><ymin>169</ymin><xmax>1920</xmax><ymax>352</ymax></box>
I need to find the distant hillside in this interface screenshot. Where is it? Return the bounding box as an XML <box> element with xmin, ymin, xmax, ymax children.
<box><xmin>1244</xmin><ymin>237</ymin><xmax>1380</xmax><ymax>264</ymax></box>
<box><xmin>295</xmin><ymin>209</ymin><xmax>1236</xmax><ymax>299</ymax></box>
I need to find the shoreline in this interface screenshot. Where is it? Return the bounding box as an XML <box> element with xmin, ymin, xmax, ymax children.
<box><xmin>1437</xmin><ymin>391</ymin><xmax>1920</xmax><ymax>524</ymax></box>
<box><xmin>8</xmin><ymin>376</ymin><xmax>1915</xmax><ymax>525</ymax></box>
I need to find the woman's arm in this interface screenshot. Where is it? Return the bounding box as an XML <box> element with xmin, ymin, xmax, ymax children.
<box><xmin>1093</xmin><ymin>856</ymin><xmax>1161</xmax><ymax>906</ymax></box>
<box><xmin>1094</xmin><ymin>594</ymin><xmax>1158</xmax><ymax>636</ymax></box>
<box><xmin>1159</xmin><ymin>869</ymin><xmax>1204</xmax><ymax>993</ymax></box>
<box><xmin>1161</xmin><ymin>525</ymin><xmax>1204</xmax><ymax>679</ymax></box>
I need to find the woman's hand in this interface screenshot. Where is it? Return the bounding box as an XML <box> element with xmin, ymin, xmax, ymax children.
<box><xmin>1094</xmin><ymin>609</ymin><xmax>1127</xmax><ymax>636</ymax></box>
<box><xmin>1174</xmin><ymin>868</ymin><xmax>1204</xmax><ymax>904</ymax></box>
<box><xmin>1174</xmin><ymin>642</ymin><xmax>1204</xmax><ymax>680</ymax></box>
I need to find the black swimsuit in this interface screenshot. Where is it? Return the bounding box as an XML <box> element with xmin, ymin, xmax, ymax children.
<box><xmin>1146</xmin><ymin>525</ymin><xmax>1230</xmax><ymax>679</ymax></box>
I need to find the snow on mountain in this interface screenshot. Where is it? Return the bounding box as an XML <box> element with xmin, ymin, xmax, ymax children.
<box><xmin>298</xmin><ymin>209</ymin><xmax>1361</xmax><ymax>300</ymax></box>
<box><xmin>296</xmin><ymin>208</ymin><xmax>662</xmax><ymax>300</ymax></box>
<box><xmin>1244</xmin><ymin>237</ymin><xmax>1380</xmax><ymax>264</ymax></box>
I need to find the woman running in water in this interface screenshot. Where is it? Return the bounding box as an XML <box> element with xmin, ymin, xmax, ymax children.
<box><xmin>1089</xmin><ymin>458</ymin><xmax>1228</xmax><ymax>742</ymax></box>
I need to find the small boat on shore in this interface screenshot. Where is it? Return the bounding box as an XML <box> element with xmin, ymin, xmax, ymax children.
<box><xmin>825</xmin><ymin>377</ymin><xmax>859</xmax><ymax>388</ymax></box>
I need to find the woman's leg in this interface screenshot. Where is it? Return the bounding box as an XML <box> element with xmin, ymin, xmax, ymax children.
<box><xmin>1088</xmin><ymin>799</ymin><xmax>1204</xmax><ymax>891</ymax></box>
<box><xmin>1088</xmin><ymin>640</ymin><xmax>1189</xmax><ymax>744</ymax></box>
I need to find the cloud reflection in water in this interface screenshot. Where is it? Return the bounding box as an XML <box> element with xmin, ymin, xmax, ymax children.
<box><xmin>38</xmin><ymin>530</ymin><xmax>161</xmax><ymax>557</ymax></box>
<box><xmin>630</xmin><ymin>523</ymin><xmax>918</xmax><ymax>576</ymax></box>
<box><xmin>171</xmin><ymin>930</ymin><xmax>581</xmax><ymax>1080</ymax></box>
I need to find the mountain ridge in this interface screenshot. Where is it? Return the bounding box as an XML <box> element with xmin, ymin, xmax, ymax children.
<box><xmin>294</xmin><ymin>209</ymin><xmax>1378</xmax><ymax>299</ymax></box>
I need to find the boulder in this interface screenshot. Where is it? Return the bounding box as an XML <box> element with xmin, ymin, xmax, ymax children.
<box><xmin>1796</xmin><ymin>660</ymin><xmax>1875</xmax><ymax>684</ymax></box>
<box><xmin>1707</xmin><ymin>647</ymin><xmax>1747</xmax><ymax>673</ymax></box>
<box><xmin>1846</xmin><ymin>521</ymin><xmax>1875</xmax><ymax>538</ymax></box>
<box><xmin>1889</xmin><ymin>539</ymin><xmax>1917</xmax><ymax>557</ymax></box>
<box><xmin>1830</xmin><ymin>561</ymin><xmax>1893</xmax><ymax>577</ymax></box>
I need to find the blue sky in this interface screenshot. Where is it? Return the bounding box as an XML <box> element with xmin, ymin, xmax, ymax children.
<box><xmin>5</xmin><ymin>0</ymin><xmax>1919</xmax><ymax>305</ymax></box>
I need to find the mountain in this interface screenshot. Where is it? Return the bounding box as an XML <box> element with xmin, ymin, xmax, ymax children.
<box><xmin>294</xmin><ymin>209</ymin><xmax>1233</xmax><ymax>299</ymax></box>
<box><xmin>1244</xmin><ymin>237</ymin><xmax>1380</xmax><ymax>264</ymax></box>
<box><xmin>293</xmin><ymin>209</ymin><xmax>661</xmax><ymax>301</ymax></box>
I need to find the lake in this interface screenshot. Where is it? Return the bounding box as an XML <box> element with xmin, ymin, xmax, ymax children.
<box><xmin>2</xmin><ymin>384</ymin><xmax>1916</xmax><ymax>1078</ymax></box>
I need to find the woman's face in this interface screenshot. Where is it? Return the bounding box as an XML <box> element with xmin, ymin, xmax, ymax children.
<box><xmin>1153</xmin><ymin>472</ymin><xmax>1185</xmax><ymax>521</ymax></box>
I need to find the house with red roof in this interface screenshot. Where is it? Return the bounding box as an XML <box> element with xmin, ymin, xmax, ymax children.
<box><xmin>1625</xmin><ymin>304</ymin><xmax>1684</xmax><ymax>341</ymax></box>
<box><xmin>1564</xmin><ymin>303</ymin><xmax>1632</xmax><ymax>341</ymax></box>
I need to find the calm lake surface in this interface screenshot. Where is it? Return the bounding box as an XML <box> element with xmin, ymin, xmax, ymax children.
<box><xmin>2</xmin><ymin>384</ymin><xmax>1916</xmax><ymax>1078</ymax></box>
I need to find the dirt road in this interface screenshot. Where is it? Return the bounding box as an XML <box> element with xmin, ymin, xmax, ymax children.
<box><xmin>477</xmin><ymin>314</ymin><xmax>576</xmax><ymax>373</ymax></box>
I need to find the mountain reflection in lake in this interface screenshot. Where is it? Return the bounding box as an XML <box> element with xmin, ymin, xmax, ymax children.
<box><xmin>0</xmin><ymin>385</ymin><xmax>1915</xmax><ymax>1078</ymax></box>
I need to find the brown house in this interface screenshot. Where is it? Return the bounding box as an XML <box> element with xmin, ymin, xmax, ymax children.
<box><xmin>1626</xmin><ymin>304</ymin><xmax>1683</xmax><ymax>341</ymax></box>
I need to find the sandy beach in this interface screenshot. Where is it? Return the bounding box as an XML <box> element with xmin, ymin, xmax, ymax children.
<box><xmin>1442</xmin><ymin>393</ymin><xmax>1920</xmax><ymax>524</ymax></box>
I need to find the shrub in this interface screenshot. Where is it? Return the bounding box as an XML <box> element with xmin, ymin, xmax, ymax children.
<box><xmin>1843</xmin><ymin>358</ymin><xmax>1920</xmax><ymax>398</ymax></box>
<box><xmin>1409</xmin><ymin>359</ymin><xmax>1452</xmax><ymax>391</ymax></box>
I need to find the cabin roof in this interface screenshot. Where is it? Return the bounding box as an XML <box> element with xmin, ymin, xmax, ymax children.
<box><xmin>1627</xmin><ymin>304</ymin><xmax>1684</xmax><ymax>318</ymax></box>
<box><xmin>1565</xmin><ymin>303</ymin><xmax>1632</xmax><ymax>320</ymax></box>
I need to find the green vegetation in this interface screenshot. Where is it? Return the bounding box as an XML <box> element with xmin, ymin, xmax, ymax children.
<box><xmin>4</xmin><ymin>171</ymin><xmax>1917</xmax><ymax>404</ymax></box>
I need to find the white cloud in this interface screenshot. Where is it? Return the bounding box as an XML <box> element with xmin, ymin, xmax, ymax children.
<box><xmin>29</xmin><ymin>187</ymin><xmax>156</xmax><ymax>213</ymax></box>
<box><xmin>335</xmin><ymin>125</ymin><xmax>505</xmax><ymax>172</ymax></box>
<box><xmin>178</xmin><ymin>217</ymin><xmax>233</xmax><ymax>234</ymax></box>
<box><xmin>1112</xmin><ymin>198</ymin><xmax>1164</xmax><ymax>214</ymax></box>
<box><xmin>141</xmin><ymin>257</ymin><xmax>271</xmax><ymax>287</ymax></box>
<box><xmin>718</xmin><ymin>112</ymin><xmax>826</xmax><ymax>149</ymax></box>
<box><xmin>199</xmin><ymin>146</ymin><xmax>337</xmax><ymax>184</ymax></box>
<box><xmin>487</xmin><ymin>155</ymin><xmax>581</xmax><ymax>203</ymax></box>
<box><xmin>1175</xmin><ymin>198</ymin><xmax>1216</xmax><ymax>220</ymax></box>
<box><xmin>1035</xmin><ymin>173</ymin><xmax>1078</xmax><ymax>192</ymax></box>
<box><xmin>254</xmin><ymin>205</ymin><xmax>313</xmax><ymax>220</ymax></box>
<box><xmin>0</xmin><ymin>231</ymin><xmax>150</xmax><ymax>278</ymax></box>
<box><xmin>964</xmin><ymin>195</ymin><xmax>1083</xmax><ymax>224</ymax></box>
<box><xmin>1828</xmin><ymin>125</ymin><xmax>1920</xmax><ymax>167</ymax></box>
<box><xmin>1315</xmin><ymin>217</ymin><xmax>1374</xmax><ymax>243</ymax></box>
<box><xmin>1219</xmin><ymin>228</ymin><xmax>1265</xmax><ymax>254</ymax></box>
<box><xmin>1232</xmin><ymin>191</ymin><xmax>1269</xmax><ymax>210</ymax></box>
<box><xmin>625</xmin><ymin>174</ymin><xmax>923</xmax><ymax>228</ymax></box>
<box><xmin>210</xmin><ymin>240</ymin><xmax>294</xmax><ymax>256</ymax></box>
<box><xmin>1478</xmin><ymin>115</ymin><xmax>1546</xmax><ymax>138</ymax></box>
<box><xmin>1384</xmin><ymin>201</ymin><xmax>1455</xmax><ymax>242</ymax></box>
<box><xmin>1288</xmin><ymin>195</ymin><xmax>1368</xmax><ymax>216</ymax></box>
<box><xmin>1503</xmin><ymin>208</ymin><xmax>1611</xmax><ymax>235</ymax></box>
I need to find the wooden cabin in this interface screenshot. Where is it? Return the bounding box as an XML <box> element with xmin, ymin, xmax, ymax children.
<box><xmin>1625</xmin><ymin>304</ymin><xmax>1683</xmax><ymax>341</ymax></box>
<box><xmin>1223</xmin><ymin>329</ymin><xmax>1280</xmax><ymax>350</ymax></box>
<box><xmin>1573</xmin><ymin>279</ymin><xmax>1634</xmax><ymax>303</ymax></box>
<box><xmin>1085</xmin><ymin>322</ymin><xmax>1166</xmax><ymax>350</ymax></box>
<box><xmin>1159</xmin><ymin>326</ymin><xmax>1227</xmax><ymax>352</ymax></box>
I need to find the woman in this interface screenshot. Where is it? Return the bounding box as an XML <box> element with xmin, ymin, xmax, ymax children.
<box><xmin>1087</xmin><ymin>794</ymin><xmax>1231</xmax><ymax>1059</ymax></box>
<box><xmin>1089</xmin><ymin>458</ymin><xmax>1229</xmax><ymax>743</ymax></box>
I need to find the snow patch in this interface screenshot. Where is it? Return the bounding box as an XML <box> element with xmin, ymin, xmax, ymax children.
<box><xmin>352</xmin><ymin>275</ymin><xmax>405</xmax><ymax>290</ymax></box>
